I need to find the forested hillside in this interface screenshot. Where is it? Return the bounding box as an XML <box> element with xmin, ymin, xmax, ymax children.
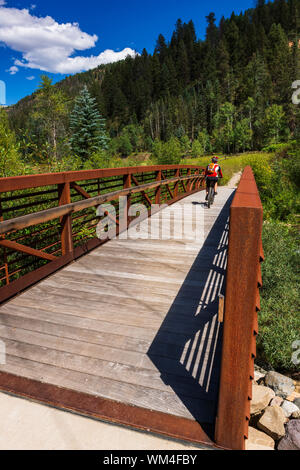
<box><xmin>6</xmin><ymin>0</ymin><xmax>300</xmax><ymax>167</ymax></box>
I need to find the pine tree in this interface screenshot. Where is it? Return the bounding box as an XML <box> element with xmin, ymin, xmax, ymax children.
<box><xmin>70</xmin><ymin>86</ymin><xmax>109</xmax><ymax>160</ymax></box>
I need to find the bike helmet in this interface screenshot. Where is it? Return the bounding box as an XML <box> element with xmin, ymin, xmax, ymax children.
<box><xmin>212</xmin><ymin>157</ymin><xmax>219</xmax><ymax>163</ymax></box>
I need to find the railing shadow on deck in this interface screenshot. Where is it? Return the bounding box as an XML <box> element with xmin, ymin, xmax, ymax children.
<box><xmin>147</xmin><ymin>192</ymin><xmax>234</xmax><ymax>440</ymax></box>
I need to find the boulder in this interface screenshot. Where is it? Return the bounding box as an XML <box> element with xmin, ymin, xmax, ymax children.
<box><xmin>286</xmin><ymin>391</ymin><xmax>300</xmax><ymax>402</ymax></box>
<box><xmin>270</xmin><ymin>396</ymin><xmax>283</xmax><ymax>407</ymax></box>
<box><xmin>281</xmin><ymin>400</ymin><xmax>300</xmax><ymax>418</ymax></box>
<box><xmin>257</xmin><ymin>406</ymin><xmax>286</xmax><ymax>440</ymax></box>
<box><xmin>251</xmin><ymin>384</ymin><xmax>275</xmax><ymax>415</ymax></box>
<box><xmin>278</xmin><ymin>420</ymin><xmax>300</xmax><ymax>450</ymax></box>
<box><xmin>246</xmin><ymin>427</ymin><xmax>275</xmax><ymax>451</ymax></box>
<box><xmin>254</xmin><ymin>370</ymin><xmax>266</xmax><ymax>384</ymax></box>
<box><xmin>293</xmin><ymin>397</ymin><xmax>300</xmax><ymax>409</ymax></box>
<box><xmin>291</xmin><ymin>411</ymin><xmax>300</xmax><ymax>419</ymax></box>
<box><xmin>264</xmin><ymin>371</ymin><xmax>295</xmax><ymax>399</ymax></box>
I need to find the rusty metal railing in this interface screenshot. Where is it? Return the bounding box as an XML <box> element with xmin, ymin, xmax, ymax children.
<box><xmin>0</xmin><ymin>165</ymin><xmax>205</xmax><ymax>304</ymax></box>
<box><xmin>215</xmin><ymin>166</ymin><xmax>264</xmax><ymax>450</ymax></box>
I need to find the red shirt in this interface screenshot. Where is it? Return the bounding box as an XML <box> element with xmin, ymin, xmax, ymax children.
<box><xmin>205</xmin><ymin>164</ymin><xmax>223</xmax><ymax>178</ymax></box>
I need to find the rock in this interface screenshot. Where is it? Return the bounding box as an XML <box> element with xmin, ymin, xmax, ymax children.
<box><xmin>281</xmin><ymin>400</ymin><xmax>300</xmax><ymax>418</ymax></box>
<box><xmin>257</xmin><ymin>406</ymin><xmax>286</xmax><ymax>440</ymax></box>
<box><xmin>246</xmin><ymin>426</ymin><xmax>275</xmax><ymax>450</ymax></box>
<box><xmin>278</xmin><ymin>420</ymin><xmax>300</xmax><ymax>450</ymax></box>
<box><xmin>270</xmin><ymin>396</ymin><xmax>284</xmax><ymax>407</ymax></box>
<box><xmin>292</xmin><ymin>397</ymin><xmax>300</xmax><ymax>408</ymax></box>
<box><xmin>286</xmin><ymin>391</ymin><xmax>300</xmax><ymax>402</ymax></box>
<box><xmin>291</xmin><ymin>411</ymin><xmax>300</xmax><ymax>419</ymax></box>
<box><xmin>254</xmin><ymin>370</ymin><xmax>266</xmax><ymax>384</ymax></box>
<box><xmin>251</xmin><ymin>385</ymin><xmax>275</xmax><ymax>415</ymax></box>
<box><xmin>264</xmin><ymin>371</ymin><xmax>295</xmax><ymax>399</ymax></box>
<box><xmin>254</xmin><ymin>364</ymin><xmax>268</xmax><ymax>375</ymax></box>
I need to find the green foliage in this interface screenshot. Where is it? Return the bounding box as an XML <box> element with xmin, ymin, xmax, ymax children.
<box><xmin>32</xmin><ymin>75</ymin><xmax>69</xmax><ymax>162</ymax></box>
<box><xmin>152</xmin><ymin>137</ymin><xmax>182</xmax><ymax>165</ymax></box>
<box><xmin>70</xmin><ymin>85</ymin><xmax>109</xmax><ymax>160</ymax></box>
<box><xmin>180</xmin><ymin>135</ymin><xmax>191</xmax><ymax>155</ymax></box>
<box><xmin>0</xmin><ymin>109</ymin><xmax>25</xmax><ymax>177</ymax></box>
<box><xmin>234</xmin><ymin>118</ymin><xmax>253</xmax><ymax>152</ymax></box>
<box><xmin>183</xmin><ymin>151</ymin><xmax>274</xmax><ymax>186</ymax></box>
<box><xmin>261</xmin><ymin>142</ymin><xmax>292</xmax><ymax>153</ymax></box>
<box><xmin>191</xmin><ymin>139</ymin><xmax>204</xmax><ymax>158</ymax></box>
<box><xmin>251</xmin><ymin>149</ymin><xmax>300</xmax><ymax>222</ymax></box>
<box><xmin>117</xmin><ymin>134</ymin><xmax>133</xmax><ymax>157</ymax></box>
<box><xmin>258</xmin><ymin>222</ymin><xmax>300</xmax><ymax>372</ymax></box>
<box><xmin>263</xmin><ymin>105</ymin><xmax>288</xmax><ymax>145</ymax></box>
<box><xmin>8</xmin><ymin>0</ymin><xmax>299</xmax><ymax>163</ymax></box>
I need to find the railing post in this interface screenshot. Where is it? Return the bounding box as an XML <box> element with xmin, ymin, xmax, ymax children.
<box><xmin>123</xmin><ymin>173</ymin><xmax>131</xmax><ymax>229</ymax></box>
<box><xmin>174</xmin><ymin>168</ymin><xmax>180</xmax><ymax>199</ymax></box>
<box><xmin>58</xmin><ymin>182</ymin><xmax>73</xmax><ymax>256</ymax></box>
<box><xmin>187</xmin><ymin>168</ymin><xmax>191</xmax><ymax>192</ymax></box>
<box><xmin>155</xmin><ymin>170</ymin><xmax>161</xmax><ymax>205</ymax></box>
<box><xmin>0</xmin><ymin>196</ymin><xmax>9</xmax><ymax>285</ymax></box>
<box><xmin>215</xmin><ymin>167</ymin><xmax>263</xmax><ymax>450</ymax></box>
<box><xmin>195</xmin><ymin>169</ymin><xmax>200</xmax><ymax>190</ymax></box>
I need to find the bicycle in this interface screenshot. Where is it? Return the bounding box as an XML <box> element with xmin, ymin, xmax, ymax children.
<box><xmin>207</xmin><ymin>181</ymin><xmax>216</xmax><ymax>209</ymax></box>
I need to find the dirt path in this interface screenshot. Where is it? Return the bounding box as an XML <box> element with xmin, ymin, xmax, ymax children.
<box><xmin>226</xmin><ymin>171</ymin><xmax>242</xmax><ymax>189</ymax></box>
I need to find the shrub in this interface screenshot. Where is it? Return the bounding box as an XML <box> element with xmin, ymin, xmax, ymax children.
<box><xmin>152</xmin><ymin>137</ymin><xmax>182</xmax><ymax>165</ymax></box>
<box><xmin>257</xmin><ymin>222</ymin><xmax>300</xmax><ymax>372</ymax></box>
<box><xmin>191</xmin><ymin>139</ymin><xmax>204</xmax><ymax>158</ymax></box>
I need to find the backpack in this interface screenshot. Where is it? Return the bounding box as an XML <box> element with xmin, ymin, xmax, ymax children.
<box><xmin>207</xmin><ymin>163</ymin><xmax>217</xmax><ymax>174</ymax></box>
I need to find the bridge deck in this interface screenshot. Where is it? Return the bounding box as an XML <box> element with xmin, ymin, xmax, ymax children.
<box><xmin>0</xmin><ymin>187</ymin><xmax>234</xmax><ymax>444</ymax></box>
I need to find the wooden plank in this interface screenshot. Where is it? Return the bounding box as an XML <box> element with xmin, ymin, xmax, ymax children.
<box><xmin>0</xmin><ymin>316</ymin><xmax>218</xmax><ymax>392</ymax></box>
<box><xmin>0</xmin><ymin>186</ymin><xmax>234</xmax><ymax>437</ymax></box>
<box><xmin>0</xmin><ymin>302</ymin><xmax>218</xmax><ymax>347</ymax></box>
<box><xmin>14</xmin><ymin>281</ymin><xmax>216</xmax><ymax>311</ymax></box>
<box><xmin>0</xmin><ymin>336</ymin><xmax>218</xmax><ymax>401</ymax></box>
<box><xmin>40</xmin><ymin>271</ymin><xmax>220</xmax><ymax>304</ymax></box>
<box><xmin>0</xmin><ymin>372</ymin><xmax>215</xmax><ymax>448</ymax></box>
<box><xmin>10</xmin><ymin>290</ymin><xmax>216</xmax><ymax>328</ymax></box>
<box><xmin>0</xmin><ymin>354</ymin><xmax>216</xmax><ymax>422</ymax></box>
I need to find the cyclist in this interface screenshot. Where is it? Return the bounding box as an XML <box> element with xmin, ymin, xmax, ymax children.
<box><xmin>205</xmin><ymin>157</ymin><xmax>223</xmax><ymax>201</ymax></box>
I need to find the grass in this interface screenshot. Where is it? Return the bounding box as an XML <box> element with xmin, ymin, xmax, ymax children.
<box><xmin>181</xmin><ymin>152</ymin><xmax>274</xmax><ymax>185</ymax></box>
<box><xmin>258</xmin><ymin>221</ymin><xmax>300</xmax><ymax>372</ymax></box>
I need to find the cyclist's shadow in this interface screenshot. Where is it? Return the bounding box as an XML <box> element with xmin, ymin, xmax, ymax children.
<box><xmin>147</xmin><ymin>193</ymin><xmax>234</xmax><ymax>438</ymax></box>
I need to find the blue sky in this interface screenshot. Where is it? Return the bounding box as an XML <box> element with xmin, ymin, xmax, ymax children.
<box><xmin>0</xmin><ymin>0</ymin><xmax>256</xmax><ymax>105</ymax></box>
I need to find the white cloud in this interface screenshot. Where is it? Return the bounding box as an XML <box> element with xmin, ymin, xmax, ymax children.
<box><xmin>0</xmin><ymin>6</ymin><xmax>137</xmax><ymax>74</ymax></box>
<box><xmin>7</xmin><ymin>65</ymin><xmax>19</xmax><ymax>75</ymax></box>
<box><xmin>26</xmin><ymin>75</ymin><xmax>35</xmax><ymax>80</ymax></box>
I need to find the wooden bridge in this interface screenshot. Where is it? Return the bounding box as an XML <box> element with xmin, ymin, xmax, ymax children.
<box><xmin>0</xmin><ymin>165</ymin><xmax>263</xmax><ymax>450</ymax></box>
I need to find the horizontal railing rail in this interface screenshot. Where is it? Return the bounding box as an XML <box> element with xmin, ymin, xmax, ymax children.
<box><xmin>0</xmin><ymin>165</ymin><xmax>205</xmax><ymax>303</ymax></box>
<box><xmin>215</xmin><ymin>166</ymin><xmax>264</xmax><ymax>450</ymax></box>
<box><xmin>0</xmin><ymin>174</ymin><xmax>200</xmax><ymax>235</ymax></box>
